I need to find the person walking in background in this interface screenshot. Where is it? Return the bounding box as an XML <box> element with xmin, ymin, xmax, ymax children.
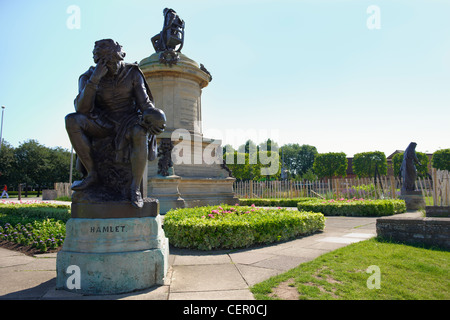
<box><xmin>1</xmin><ymin>185</ymin><xmax>9</xmax><ymax>199</ymax></box>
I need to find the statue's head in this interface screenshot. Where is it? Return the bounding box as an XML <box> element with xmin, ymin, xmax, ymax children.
<box><xmin>163</xmin><ymin>8</ymin><xmax>175</xmax><ymax>15</ymax></box>
<box><xmin>93</xmin><ymin>39</ymin><xmax>126</xmax><ymax>75</ymax></box>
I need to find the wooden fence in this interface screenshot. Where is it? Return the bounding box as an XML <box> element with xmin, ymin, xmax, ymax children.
<box><xmin>54</xmin><ymin>182</ymin><xmax>72</xmax><ymax>198</ymax></box>
<box><xmin>424</xmin><ymin>169</ymin><xmax>450</xmax><ymax>206</ymax></box>
<box><xmin>233</xmin><ymin>169</ymin><xmax>450</xmax><ymax>206</ymax></box>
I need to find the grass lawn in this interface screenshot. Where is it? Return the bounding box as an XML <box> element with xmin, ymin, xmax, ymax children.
<box><xmin>251</xmin><ymin>238</ymin><xmax>449</xmax><ymax>300</ymax></box>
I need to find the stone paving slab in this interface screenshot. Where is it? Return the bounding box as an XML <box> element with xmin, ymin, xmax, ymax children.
<box><xmin>170</xmin><ymin>263</ymin><xmax>248</xmax><ymax>293</ymax></box>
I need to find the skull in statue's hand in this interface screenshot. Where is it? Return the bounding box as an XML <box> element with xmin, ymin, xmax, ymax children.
<box><xmin>140</xmin><ymin>108</ymin><xmax>166</xmax><ymax>135</ymax></box>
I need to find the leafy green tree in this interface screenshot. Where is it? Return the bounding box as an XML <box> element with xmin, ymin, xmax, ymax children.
<box><xmin>352</xmin><ymin>151</ymin><xmax>387</xmax><ymax>178</ymax></box>
<box><xmin>312</xmin><ymin>152</ymin><xmax>347</xmax><ymax>179</ymax></box>
<box><xmin>14</xmin><ymin>140</ymin><xmax>51</xmax><ymax>193</ymax></box>
<box><xmin>258</xmin><ymin>138</ymin><xmax>279</xmax><ymax>152</ymax></box>
<box><xmin>222</xmin><ymin>144</ymin><xmax>235</xmax><ymax>156</ymax></box>
<box><xmin>238</xmin><ymin>140</ymin><xmax>257</xmax><ymax>154</ymax></box>
<box><xmin>301</xmin><ymin>168</ymin><xmax>318</xmax><ymax>181</ymax></box>
<box><xmin>224</xmin><ymin>150</ymin><xmax>280</xmax><ymax>181</ymax></box>
<box><xmin>259</xmin><ymin>150</ymin><xmax>281</xmax><ymax>180</ymax></box>
<box><xmin>12</xmin><ymin>140</ymin><xmax>77</xmax><ymax>194</ymax></box>
<box><xmin>280</xmin><ymin>144</ymin><xmax>317</xmax><ymax>179</ymax></box>
<box><xmin>224</xmin><ymin>152</ymin><xmax>258</xmax><ymax>181</ymax></box>
<box><xmin>0</xmin><ymin>141</ymin><xmax>17</xmax><ymax>187</ymax></box>
<box><xmin>392</xmin><ymin>152</ymin><xmax>429</xmax><ymax>178</ymax></box>
<box><xmin>47</xmin><ymin>146</ymin><xmax>81</xmax><ymax>184</ymax></box>
<box><xmin>431</xmin><ymin>148</ymin><xmax>450</xmax><ymax>171</ymax></box>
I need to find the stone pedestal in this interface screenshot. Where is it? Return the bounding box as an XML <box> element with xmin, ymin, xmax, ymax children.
<box><xmin>400</xmin><ymin>191</ymin><xmax>426</xmax><ymax>210</ymax></box>
<box><xmin>56</xmin><ymin>202</ymin><xmax>169</xmax><ymax>295</ymax></box>
<box><xmin>139</xmin><ymin>53</ymin><xmax>239</xmax><ymax>213</ymax></box>
<box><xmin>147</xmin><ymin>174</ymin><xmax>185</xmax><ymax>213</ymax></box>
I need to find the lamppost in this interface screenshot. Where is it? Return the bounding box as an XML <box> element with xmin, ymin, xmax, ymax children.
<box><xmin>0</xmin><ymin>106</ymin><xmax>5</xmax><ymax>152</ymax></box>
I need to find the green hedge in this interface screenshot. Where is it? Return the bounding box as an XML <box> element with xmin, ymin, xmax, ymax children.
<box><xmin>239</xmin><ymin>198</ymin><xmax>312</xmax><ymax>207</ymax></box>
<box><xmin>297</xmin><ymin>199</ymin><xmax>406</xmax><ymax>217</ymax></box>
<box><xmin>0</xmin><ymin>203</ymin><xmax>71</xmax><ymax>225</ymax></box>
<box><xmin>163</xmin><ymin>204</ymin><xmax>325</xmax><ymax>250</ymax></box>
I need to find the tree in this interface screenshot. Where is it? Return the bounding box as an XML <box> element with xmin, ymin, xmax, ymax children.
<box><xmin>392</xmin><ymin>152</ymin><xmax>429</xmax><ymax>178</ymax></box>
<box><xmin>0</xmin><ymin>141</ymin><xmax>17</xmax><ymax>187</ymax></box>
<box><xmin>259</xmin><ymin>150</ymin><xmax>280</xmax><ymax>180</ymax></box>
<box><xmin>431</xmin><ymin>149</ymin><xmax>450</xmax><ymax>171</ymax></box>
<box><xmin>224</xmin><ymin>150</ymin><xmax>280</xmax><ymax>181</ymax></box>
<box><xmin>222</xmin><ymin>144</ymin><xmax>235</xmax><ymax>156</ymax></box>
<box><xmin>14</xmin><ymin>140</ymin><xmax>52</xmax><ymax>194</ymax></box>
<box><xmin>238</xmin><ymin>140</ymin><xmax>257</xmax><ymax>154</ymax></box>
<box><xmin>312</xmin><ymin>152</ymin><xmax>347</xmax><ymax>180</ymax></box>
<box><xmin>352</xmin><ymin>151</ymin><xmax>387</xmax><ymax>178</ymax></box>
<box><xmin>280</xmin><ymin>144</ymin><xmax>317</xmax><ymax>179</ymax></box>
<box><xmin>12</xmin><ymin>140</ymin><xmax>76</xmax><ymax>195</ymax></box>
<box><xmin>258</xmin><ymin>138</ymin><xmax>279</xmax><ymax>152</ymax></box>
<box><xmin>224</xmin><ymin>151</ymin><xmax>258</xmax><ymax>181</ymax></box>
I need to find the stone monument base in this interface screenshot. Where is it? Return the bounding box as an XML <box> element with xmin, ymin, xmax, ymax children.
<box><xmin>56</xmin><ymin>203</ymin><xmax>169</xmax><ymax>295</ymax></box>
<box><xmin>148</xmin><ymin>175</ymin><xmax>185</xmax><ymax>214</ymax></box>
<box><xmin>400</xmin><ymin>191</ymin><xmax>426</xmax><ymax>210</ymax></box>
<box><xmin>178</xmin><ymin>177</ymin><xmax>239</xmax><ymax>208</ymax></box>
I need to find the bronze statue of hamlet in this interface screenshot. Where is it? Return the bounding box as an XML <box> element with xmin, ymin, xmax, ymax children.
<box><xmin>66</xmin><ymin>39</ymin><xmax>166</xmax><ymax>208</ymax></box>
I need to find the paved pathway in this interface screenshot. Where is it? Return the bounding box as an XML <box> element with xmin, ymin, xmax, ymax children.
<box><xmin>0</xmin><ymin>210</ymin><xmax>392</xmax><ymax>300</ymax></box>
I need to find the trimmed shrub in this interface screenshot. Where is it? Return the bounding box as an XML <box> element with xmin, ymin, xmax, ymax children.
<box><xmin>297</xmin><ymin>198</ymin><xmax>406</xmax><ymax>217</ymax></box>
<box><xmin>163</xmin><ymin>204</ymin><xmax>325</xmax><ymax>250</ymax></box>
<box><xmin>239</xmin><ymin>198</ymin><xmax>312</xmax><ymax>207</ymax></box>
<box><xmin>431</xmin><ymin>148</ymin><xmax>450</xmax><ymax>171</ymax></box>
<box><xmin>0</xmin><ymin>202</ymin><xmax>71</xmax><ymax>225</ymax></box>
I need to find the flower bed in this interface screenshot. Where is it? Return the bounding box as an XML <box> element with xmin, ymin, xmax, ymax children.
<box><xmin>239</xmin><ymin>198</ymin><xmax>312</xmax><ymax>207</ymax></box>
<box><xmin>0</xmin><ymin>202</ymin><xmax>70</xmax><ymax>253</ymax></box>
<box><xmin>0</xmin><ymin>219</ymin><xmax>65</xmax><ymax>252</ymax></box>
<box><xmin>163</xmin><ymin>204</ymin><xmax>325</xmax><ymax>250</ymax></box>
<box><xmin>297</xmin><ymin>198</ymin><xmax>406</xmax><ymax>217</ymax></box>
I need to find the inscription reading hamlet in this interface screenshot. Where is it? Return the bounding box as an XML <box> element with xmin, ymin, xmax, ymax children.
<box><xmin>90</xmin><ymin>226</ymin><xmax>126</xmax><ymax>233</ymax></box>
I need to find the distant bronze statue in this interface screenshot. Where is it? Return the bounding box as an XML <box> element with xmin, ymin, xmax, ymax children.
<box><xmin>65</xmin><ymin>39</ymin><xmax>166</xmax><ymax>208</ymax></box>
<box><xmin>400</xmin><ymin>142</ymin><xmax>421</xmax><ymax>192</ymax></box>
<box><xmin>151</xmin><ymin>8</ymin><xmax>185</xmax><ymax>65</ymax></box>
<box><xmin>151</xmin><ymin>8</ymin><xmax>185</xmax><ymax>53</ymax></box>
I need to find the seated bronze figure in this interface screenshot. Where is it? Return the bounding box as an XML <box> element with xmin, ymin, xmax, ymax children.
<box><xmin>66</xmin><ymin>39</ymin><xmax>166</xmax><ymax>208</ymax></box>
<box><xmin>151</xmin><ymin>8</ymin><xmax>185</xmax><ymax>53</ymax></box>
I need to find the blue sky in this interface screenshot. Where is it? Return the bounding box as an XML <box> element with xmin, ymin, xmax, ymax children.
<box><xmin>0</xmin><ymin>0</ymin><xmax>449</xmax><ymax>157</ymax></box>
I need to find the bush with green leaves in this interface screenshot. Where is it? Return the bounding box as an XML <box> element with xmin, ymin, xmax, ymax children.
<box><xmin>297</xmin><ymin>198</ymin><xmax>406</xmax><ymax>217</ymax></box>
<box><xmin>352</xmin><ymin>151</ymin><xmax>387</xmax><ymax>178</ymax></box>
<box><xmin>0</xmin><ymin>202</ymin><xmax>71</xmax><ymax>225</ymax></box>
<box><xmin>431</xmin><ymin>149</ymin><xmax>450</xmax><ymax>171</ymax></box>
<box><xmin>312</xmin><ymin>152</ymin><xmax>347</xmax><ymax>179</ymax></box>
<box><xmin>163</xmin><ymin>204</ymin><xmax>325</xmax><ymax>250</ymax></box>
<box><xmin>239</xmin><ymin>198</ymin><xmax>312</xmax><ymax>207</ymax></box>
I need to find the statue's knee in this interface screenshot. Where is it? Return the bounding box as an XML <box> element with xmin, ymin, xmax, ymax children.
<box><xmin>65</xmin><ymin>113</ymin><xmax>78</xmax><ymax>130</ymax></box>
<box><xmin>65</xmin><ymin>113</ymin><xmax>86</xmax><ymax>131</ymax></box>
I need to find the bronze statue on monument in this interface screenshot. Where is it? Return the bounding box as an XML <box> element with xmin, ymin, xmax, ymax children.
<box><xmin>151</xmin><ymin>8</ymin><xmax>185</xmax><ymax>65</ymax></box>
<box><xmin>66</xmin><ymin>39</ymin><xmax>166</xmax><ymax>209</ymax></box>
